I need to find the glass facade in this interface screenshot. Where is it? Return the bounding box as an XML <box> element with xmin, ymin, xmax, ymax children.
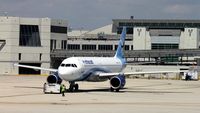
<box><xmin>115</xmin><ymin>45</ymin><xmax>118</xmax><ymax>50</ymax></box>
<box><xmin>151</xmin><ymin>43</ymin><xmax>179</xmax><ymax>62</ymax></box>
<box><xmin>98</xmin><ymin>45</ymin><xmax>113</xmax><ymax>50</ymax></box>
<box><xmin>115</xmin><ymin>20</ymin><xmax>200</xmax><ymax>34</ymax></box>
<box><xmin>125</xmin><ymin>45</ymin><xmax>130</xmax><ymax>50</ymax></box>
<box><xmin>161</xmin><ymin>56</ymin><xmax>179</xmax><ymax>62</ymax></box>
<box><xmin>115</xmin><ymin>45</ymin><xmax>130</xmax><ymax>50</ymax></box>
<box><xmin>151</xmin><ymin>43</ymin><xmax>179</xmax><ymax>50</ymax></box>
<box><xmin>67</xmin><ymin>44</ymin><xmax>80</xmax><ymax>50</ymax></box>
<box><xmin>82</xmin><ymin>44</ymin><xmax>96</xmax><ymax>50</ymax></box>
<box><xmin>117</xmin><ymin>27</ymin><xmax>133</xmax><ymax>34</ymax></box>
<box><xmin>118</xmin><ymin>22</ymin><xmax>200</xmax><ymax>29</ymax></box>
<box><xmin>61</xmin><ymin>40</ymin><xmax>67</xmax><ymax>49</ymax></box>
<box><xmin>51</xmin><ymin>26</ymin><xmax>67</xmax><ymax>34</ymax></box>
<box><xmin>19</xmin><ymin>25</ymin><xmax>41</xmax><ymax>47</ymax></box>
<box><xmin>50</xmin><ymin>40</ymin><xmax>56</xmax><ymax>51</ymax></box>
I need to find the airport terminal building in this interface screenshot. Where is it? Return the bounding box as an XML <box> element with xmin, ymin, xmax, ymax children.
<box><xmin>1</xmin><ymin>16</ymin><xmax>200</xmax><ymax>75</ymax></box>
<box><xmin>112</xmin><ymin>19</ymin><xmax>200</xmax><ymax>63</ymax></box>
<box><xmin>112</xmin><ymin>19</ymin><xmax>200</xmax><ymax>50</ymax></box>
<box><xmin>60</xmin><ymin>19</ymin><xmax>200</xmax><ymax>64</ymax></box>
<box><xmin>0</xmin><ymin>16</ymin><xmax>67</xmax><ymax>75</ymax></box>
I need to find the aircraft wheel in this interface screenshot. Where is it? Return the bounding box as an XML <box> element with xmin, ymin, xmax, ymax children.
<box><xmin>43</xmin><ymin>83</ymin><xmax>47</xmax><ymax>94</ymax></box>
<box><xmin>110</xmin><ymin>87</ymin><xmax>114</xmax><ymax>92</ymax></box>
<box><xmin>74</xmin><ymin>84</ymin><xmax>79</xmax><ymax>91</ymax></box>
<box><xmin>69</xmin><ymin>84</ymin><xmax>74</xmax><ymax>92</ymax></box>
<box><xmin>115</xmin><ymin>89</ymin><xmax>120</xmax><ymax>92</ymax></box>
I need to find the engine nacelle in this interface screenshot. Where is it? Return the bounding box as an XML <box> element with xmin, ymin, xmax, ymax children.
<box><xmin>47</xmin><ymin>72</ymin><xmax>62</xmax><ymax>84</ymax></box>
<box><xmin>110</xmin><ymin>74</ymin><xmax>126</xmax><ymax>90</ymax></box>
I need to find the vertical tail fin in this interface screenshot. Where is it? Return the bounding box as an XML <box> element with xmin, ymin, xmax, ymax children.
<box><xmin>114</xmin><ymin>27</ymin><xmax>126</xmax><ymax>59</ymax></box>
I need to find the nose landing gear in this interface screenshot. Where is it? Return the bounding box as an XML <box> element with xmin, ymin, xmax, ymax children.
<box><xmin>68</xmin><ymin>81</ymin><xmax>79</xmax><ymax>92</ymax></box>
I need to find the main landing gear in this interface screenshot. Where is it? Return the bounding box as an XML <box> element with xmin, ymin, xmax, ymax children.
<box><xmin>68</xmin><ymin>81</ymin><xmax>79</xmax><ymax>92</ymax></box>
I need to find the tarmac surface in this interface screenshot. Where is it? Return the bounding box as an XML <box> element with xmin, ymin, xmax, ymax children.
<box><xmin>0</xmin><ymin>75</ymin><xmax>200</xmax><ymax>113</ymax></box>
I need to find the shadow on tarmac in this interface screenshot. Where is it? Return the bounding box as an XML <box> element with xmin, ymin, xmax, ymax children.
<box><xmin>14</xmin><ymin>86</ymin><xmax>43</xmax><ymax>89</ymax></box>
<box><xmin>0</xmin><ymin>93</ymin><xmax>43</xmax><ymax>98</ymax></box>
<box><xmin>66</xmin><ymin>88</ymin><xmax>190</xmax><ymax>94</ymax></box>
<box><xmin>13</xmin><ymin>85</ymin><xmax>191</xmax><ymax>94</ymax></box>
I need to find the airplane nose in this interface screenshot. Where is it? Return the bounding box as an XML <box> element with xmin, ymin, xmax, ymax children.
<box><xmin>58</xmin><ymin>67</ymin><xmax>72</xmax><ymax>76</ymax></box>
<box><xmin>58</xmin><ymin>71</ymin><xmax>66</xmax><ymax>76</ymax></box>
<box><xmin>58</xmin><ymin>66</ymin><xmax>80</xmax><ymax>81</ymax></box>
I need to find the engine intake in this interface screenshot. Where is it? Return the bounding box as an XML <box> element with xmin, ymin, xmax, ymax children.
<box><xmin>47</xmin><ymin>72</ymin><xmax>62</xmax><ymax>84</ymax></box>
<box><xmin>110</xmin><ymin>75</ymin><xmax>126</xmax><ymax>90</ymax></box>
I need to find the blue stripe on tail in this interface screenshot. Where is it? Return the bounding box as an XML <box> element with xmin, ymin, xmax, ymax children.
<box><xmin>114</xmin><ymin>27</ymin><xmax>126</xmax><ymax>65</ymax></box>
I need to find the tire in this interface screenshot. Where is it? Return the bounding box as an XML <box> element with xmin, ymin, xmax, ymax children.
<box><xmin>116</xmin><ymin>89</ymin><xmax>120</xmax><ymax>92</ymax></box>
<box><xmin>110</xmin><ymin>87</ymin><xmax>114</xmax><ymax>92</ymax></box>
<box><xmin>74</xmin><ymin>84</ymin><xmax>79</xmax><ymax>91</ymax></box>
<box><xmin>69</xmin><ymin>85</ymin><xmax>74</xmax><ymax>92</ymax></box>
<box><xmin>43</xmin><ymin>83</ymin><xmax>47</xmax><ymax>94</ymax></box>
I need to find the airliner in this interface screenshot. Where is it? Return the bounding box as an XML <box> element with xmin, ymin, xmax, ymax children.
<box><xmin>15</xmin><ymin>27</ymin><xmax>183</xmax><ymax>92</ymax></box>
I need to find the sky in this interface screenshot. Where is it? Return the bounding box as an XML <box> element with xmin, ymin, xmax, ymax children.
<box><xmin>0</xmin><ymin>0</ymin><xmax>200</xmax><ymax>30</ymax></box>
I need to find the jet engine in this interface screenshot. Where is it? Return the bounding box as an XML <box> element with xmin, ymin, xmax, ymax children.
<box><xmin>110</xmin><ymin>74</ymin><xmax>126</xmax><ymax>91</ymax></box>
<box><xmin>47</xmin><ymin>72</ymin><xmax>62</xmax><ymax>84</ymax></box>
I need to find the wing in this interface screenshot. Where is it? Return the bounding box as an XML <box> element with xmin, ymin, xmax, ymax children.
<box><xmin>14</xmin><ymin>64</ymin><xmax>58</xmax><ymax>72</ymax></box>
<box><xmin>99</xmin><ymin>70</ymin><xmax>187</xmax><ymax>77</ymax></box>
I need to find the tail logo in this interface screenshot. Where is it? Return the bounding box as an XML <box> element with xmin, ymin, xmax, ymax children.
<box><xmin>114</xmin><ymin>27</ymin><xmax>126</xmax><ymax>59</ymax></box>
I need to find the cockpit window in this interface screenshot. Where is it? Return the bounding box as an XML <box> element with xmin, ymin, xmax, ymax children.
<box><xmin>65</xmin><ymin>64</ymin><xmax>71</xmax><ymax>67</ymax></box>
<box><xmin>72</xmin><ymin>64</ymin><xmax>77</xmax><ymax>67</ymax></box>
<box><xmin>60</xmin><ymin>64</ymin><xmax>65</xmax><ymax>67</ymax></box>
<box><xmin>61</xmin><ymin>64</ymin><xmax>77</xmax><ymax>68</ymax></box>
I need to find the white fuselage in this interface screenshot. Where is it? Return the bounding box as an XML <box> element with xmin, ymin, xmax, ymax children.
<box><xmin>58</xmin><ymin>57</ymin><xmax>124</xmax><ymax>82</ymax></box>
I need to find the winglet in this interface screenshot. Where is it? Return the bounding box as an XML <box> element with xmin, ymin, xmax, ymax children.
<box><xmin>114</xmin><ymin>27</ymin><xmax>126</xmax><ymax>59</ymax></box>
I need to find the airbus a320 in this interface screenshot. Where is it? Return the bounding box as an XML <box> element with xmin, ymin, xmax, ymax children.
<box><xmin>15</xmin><ymin>27</ymin><xmax>183</xmax><ymax>92</ymax></box>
